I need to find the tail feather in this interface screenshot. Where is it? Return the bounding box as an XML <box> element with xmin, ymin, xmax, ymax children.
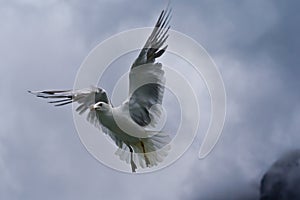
<box><xmin>115</xmin><ymin>131</ymin><xmax>171</xmax><ymax>171</ymax></box>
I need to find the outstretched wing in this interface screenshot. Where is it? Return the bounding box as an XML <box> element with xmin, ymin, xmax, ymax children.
<box><xmin>29</xmin><ymin>87</ymin><xmax>128</xmax><ymax>149</ymax></box>
<box><xmin>128</xmin><ymin>7</ymin><xmax>171</xmax><ymax>127</ymax></box>
<box><xmin>28</xmin><ymin>86</ymin><xmax>110</xmax><ymax>127</ymax></box>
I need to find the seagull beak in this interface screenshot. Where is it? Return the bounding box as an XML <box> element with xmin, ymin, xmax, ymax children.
<box><xmin>90</xmin><ymin>104</ymin><xmax>97</xmax><ymax>111</ymax></box>
<box><xmin>90</xmin><ymin>102</ymin><xmax>101</xmax><ymax>111</ymax></box>
<box><xmin>90</xmin><ymin>105</ymin><xmax>95</xmax><ymax>111</ymax></box>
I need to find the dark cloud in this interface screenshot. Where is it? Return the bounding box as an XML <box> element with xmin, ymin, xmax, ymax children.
<box><xmin>260</xmin><ymin>149</ymin><xmax>300</xmax><ymax>200</ymax></box>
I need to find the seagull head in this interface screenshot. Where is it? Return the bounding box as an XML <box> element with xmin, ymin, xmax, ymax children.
<box><xmin>90</xmin><ymin>101</ymin><xmax>111</xmax><ymax>112</ymax></box>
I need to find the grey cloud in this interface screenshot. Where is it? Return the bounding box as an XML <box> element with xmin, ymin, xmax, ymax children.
<box><xmin>1</xmin><ymin>0</ymin><xmax>300</xmax><ymax>200</ymax></box>
<box><xmin>175</xmin><ymin>1</ymin><xmax>300</xmax><ymax>199</ymax></box>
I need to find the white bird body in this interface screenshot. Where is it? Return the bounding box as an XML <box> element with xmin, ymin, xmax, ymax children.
<box><xmin>95</xmin><ymin>102</ymin><xmax>147</xmax><ymax>142</ymax></box>
<box><xmin>113</xmin><ymin>102</ymin><xmax>150</xmax><ymax>138</ymax></box>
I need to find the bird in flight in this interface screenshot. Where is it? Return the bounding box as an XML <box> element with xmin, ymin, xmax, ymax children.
<box><xmin>29</xmin><ymin>7</ymin><xmax>172</xmax><ymax>173</ymax></box>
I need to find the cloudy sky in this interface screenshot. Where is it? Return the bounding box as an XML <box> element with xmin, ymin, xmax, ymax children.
<box><xmin>1</xmin><ymin>0</ymin><xmax>300</xmax><ymax>199</ymax></box>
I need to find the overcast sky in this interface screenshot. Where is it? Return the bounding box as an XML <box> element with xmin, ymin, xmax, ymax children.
<box><xmin>0</xmin><ymin>0</ymin><xmax>300</xmax><ymax>199</ymax></box>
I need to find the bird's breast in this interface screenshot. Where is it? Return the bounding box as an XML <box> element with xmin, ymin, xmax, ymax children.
<box><xmin>111</xmin><ymin>107</ymin><xmax>149</xmax><ymax>138</ymax></box>
<box><xmin>97</xmin><ymin>110</ymin><xmax>142</xmax><ymax>143</ymax></box>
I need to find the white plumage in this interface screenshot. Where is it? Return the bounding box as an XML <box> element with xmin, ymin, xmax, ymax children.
<box><xmin>29</xmin><ymin>7</ymin><xmax>172</xmax><ymax>172</ymax></box>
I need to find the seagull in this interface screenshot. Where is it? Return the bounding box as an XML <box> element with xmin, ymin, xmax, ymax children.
<box><xmin>29</xmin><ymin>7</ymin><xmax>172</xmax><ymax>172</ymax></box>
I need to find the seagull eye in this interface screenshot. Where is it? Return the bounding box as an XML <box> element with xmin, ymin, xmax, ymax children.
<box><xmin>99</xmin><ymin>103</ymin><xmax>103</xmax><ymax>107</ymax></box>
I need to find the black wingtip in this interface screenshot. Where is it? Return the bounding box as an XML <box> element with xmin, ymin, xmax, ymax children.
<box><xmin>53</xmin><ymin>101</ymin><xmax>73</xmax><ymax>106</ymax></box>
<box><xmin>28</xmin><ymin>90</ymin><xmax>36</xmax><ymax>95</ymax></box>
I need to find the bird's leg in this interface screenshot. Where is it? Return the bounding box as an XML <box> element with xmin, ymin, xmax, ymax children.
<box><xmin>141</xmin><ymin>142</ymin><xmax>151</xmax><ymax>167</ymax></box>
<box><xmin>129</xmin><ymin>146</ymin><xmax>137</xmax><ymax>173</ymax></box>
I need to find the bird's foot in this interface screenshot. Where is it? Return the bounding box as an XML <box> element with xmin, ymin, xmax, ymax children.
<box><xmin>131</xmin><ymin>159</ymin><xmax>137</xmax><ymax>173</ymax></box>
<box><xmin>141</xmin><ymin>142</ymin><xmax>151</xmax><ymax>167</ymax></box>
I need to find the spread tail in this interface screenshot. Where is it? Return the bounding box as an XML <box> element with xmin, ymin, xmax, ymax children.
<box><xmin>115</xmin><ymin>131</ymin><xmax>171</xmax><ymax>172</ymax></box>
